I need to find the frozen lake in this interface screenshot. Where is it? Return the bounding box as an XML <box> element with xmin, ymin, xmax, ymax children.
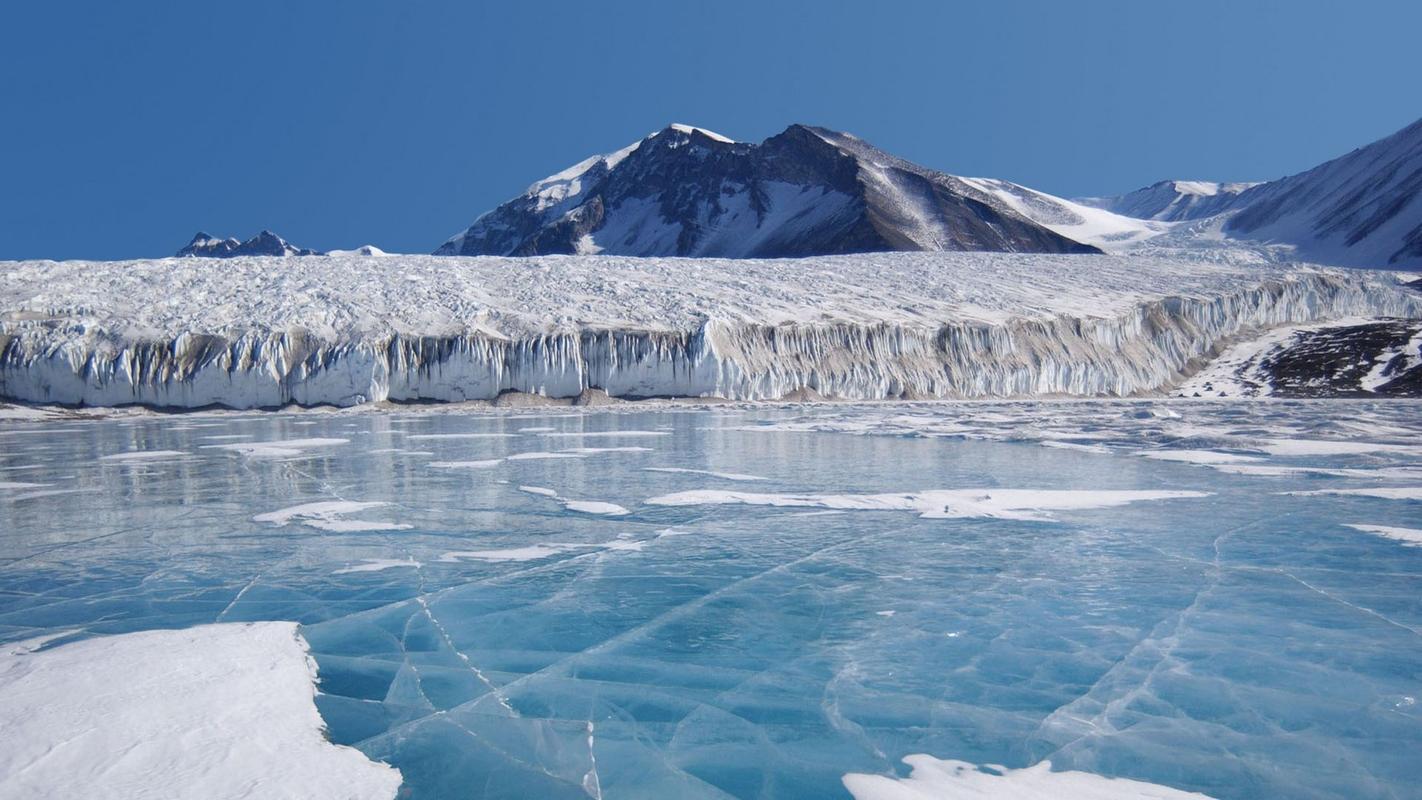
<box><xmin>2</xmin><ymin>401</ymin><xmax>1420</xmax><ymax>799</ymax></box>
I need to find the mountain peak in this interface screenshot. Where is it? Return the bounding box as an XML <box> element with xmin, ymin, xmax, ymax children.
<box><xmin>661</xmin><ymin>123</ymin><xmax>735</xmax><ymax>143</ymax></box>
<box><xmin>436</xmin><ymin>124</ymin><xmax>1097</xmax><ymax>258</ymax></box>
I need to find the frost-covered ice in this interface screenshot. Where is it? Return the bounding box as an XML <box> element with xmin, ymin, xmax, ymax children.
<box><xmin>843</xmin><ymin>756</ymin><xmax>1213</xmax><ymax>800</ymax></box>
<box><xmin>1</xmin><ymin>252</ymin><xmax>1418</xmax><ymax>408</ymax></box>
<box><xmin>0</xmin><ymin>623</ymin><xmax>400</xmax><ymax>800</ymax></box>
<box><xmin>2</xmin><ymin>403</ymin><xmax>1420</xmax><ymax>799</ymax></box>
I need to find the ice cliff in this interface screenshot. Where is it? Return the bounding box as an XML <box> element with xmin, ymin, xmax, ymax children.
<box><xmin>1</xmin><ymin>252</ymin><xmax>1418</xmax><ymax>409</ymax></box>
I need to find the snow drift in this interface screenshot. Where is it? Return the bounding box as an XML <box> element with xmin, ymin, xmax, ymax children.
<box><xmin>0</xmin><ymin>252</ymin><xmax>1418</xmax><ymax>409</ymax></box>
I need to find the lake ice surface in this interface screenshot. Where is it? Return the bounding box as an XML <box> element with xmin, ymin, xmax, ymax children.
<box><xmin>1</xmin><ymin>400</ymin><xmax>1420</xmax><ymax>799</ymax></box>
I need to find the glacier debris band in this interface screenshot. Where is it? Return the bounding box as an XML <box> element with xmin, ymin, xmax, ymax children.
<box><xmin>0</xmin><ymin>252</ymin><xmax>1418</xmax><ymax>409</ymax></box>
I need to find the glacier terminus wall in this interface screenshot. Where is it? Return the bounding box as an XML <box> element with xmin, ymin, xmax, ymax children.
<box><xmin>1</xmin><ymin>252</ymin><xmax>1418</xmax><ymax>409</ymax></box>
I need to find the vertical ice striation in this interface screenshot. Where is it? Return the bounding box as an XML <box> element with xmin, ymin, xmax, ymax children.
<box><xmin>0</xmin><ymin>255</ymin><xmax>1418</xmax><ymax>409</ymax></box>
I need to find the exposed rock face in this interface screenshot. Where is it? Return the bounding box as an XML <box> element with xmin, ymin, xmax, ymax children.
<box><xmin>177</xmin><ymin>231</ymin><xmax>321</xmax><ymax>258</ymax></box>
<box><xmin>436</xmin><ymin>124</ymin><xmax>1099</xmax><ymax>258</ymax></box>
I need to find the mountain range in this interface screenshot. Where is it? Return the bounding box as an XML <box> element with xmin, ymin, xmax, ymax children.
<box><xmin>437</xmin><ymin>117</ymin><xmax>1422</xmax><ymax>269</ymax></box>
<box><xmin>174</xmin><ymin>117</ymin><xmax>1422</xmax><ymax>270</ymax></box>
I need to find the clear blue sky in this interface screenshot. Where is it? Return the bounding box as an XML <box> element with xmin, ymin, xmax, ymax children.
<box><xmin>2</xmin><ymin>0</ymin><xmax>1418</xmax><ymax>260</ymax></box>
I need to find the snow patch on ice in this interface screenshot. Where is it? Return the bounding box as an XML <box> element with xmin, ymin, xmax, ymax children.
<box><xmin>1345</xmin><ymin>524</ymin><xmax>1422</xmax><ymax>547</ymax></box>
<box><xmin>253</xmin><ymin>501</ymin><xmax>412</xmax><ymax>531</ymax></box>
<box><xmin>519</xmin><ymin>485</ymin><xmax>629</xmax><ymax>516</ymax></box>
<box><xmin>204</xmin><ymin>438</ymin><xmax>349</xmax><ymax>458</ymax></box>
<box><xmin>644</xmin><ymin>466</ymin><xmax>767</xmax><ymax>481</ymax></box>
<box><xmin>333</xmin><ymin>558</ymin><xmax>422</xmax><ymax>574</ymax></box>
<box><xmin>1284</xmin><ymin>487</ymin><xmax>1422</xmax><ymax>501</ymax></box>
<box><xmin>98</xmin><ymin>449</ymin><xmax>189</xmax><ymax>462</ymax></box>
<box><xmin>0</xmin><ymin>623</ymin><xmax>401</xmax><ymax>800</ymax></box>
<box><xmin>645</xmin><ymin>489</ymin><xmax>1209</xmax><ymax>521</ymax></box>
<box><xmin>1137</xmin><ymin>449</ymin><xmax>1264</xmax><ymax>465</ymax></box>
<box><xmin>843</xmin><ymin>755</ymin><xmax>1213</xmax><ymax>800</ymax></box>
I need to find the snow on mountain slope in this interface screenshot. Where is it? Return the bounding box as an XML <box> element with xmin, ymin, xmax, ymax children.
<box><xmin>1078</xmin><ymin>180</ymin><xmax>1260</xmax><ymax>222</ymax></box>
<box><xmin>1</xmin><ymin>251</ymin><xmax>1417</xmax><ymax>408</ymax></box>
<box><xmin>1082</xmin><ymin>118</ymin><xmax>1422</xmax><ymax>269</ymax></box>
<box><xmin>956</xmin><ymin>177</ymin><xmax>1166</xmax><ymax>251</ymax></box>
<box><xmin>436</xmin><ymin>124</ymin><xmax>1099</xmax><ymax>258</ymax></box>
<box><xmin>1223</xmin><ymin>117</ymin><xmax>1422</xmax><ymax>269</ymax></box>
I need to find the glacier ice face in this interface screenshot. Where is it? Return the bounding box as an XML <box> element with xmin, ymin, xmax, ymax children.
<box><xmin>1</xmin><ymin>403</ymin><xmax>1421</xmax><ymax>798</ymax></box>
<box><xmin>1</xmin><ymin>252</ymin><xmax>1418</xmax><ymax>409</ymax></box>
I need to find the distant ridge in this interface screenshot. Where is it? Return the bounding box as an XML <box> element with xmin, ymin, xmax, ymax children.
<box><xmin>177</xmin><ymin>231</ymin><xmax>321</xmax><ymax>258</ymax></box>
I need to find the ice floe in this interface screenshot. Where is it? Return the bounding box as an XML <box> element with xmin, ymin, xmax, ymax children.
<box><xmin>0</xmin><ymin>623</ymin><xmax>401</xmax><ymax>800</ymax></box>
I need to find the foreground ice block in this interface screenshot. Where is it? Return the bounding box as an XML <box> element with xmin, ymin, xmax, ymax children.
<box><xmin>0</xmin><ymin>623</ymin><xmax>401</xmax><ymax>800</ymax></box>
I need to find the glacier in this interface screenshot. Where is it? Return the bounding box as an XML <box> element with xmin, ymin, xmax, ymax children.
<box><xmin>1</xmin><ymin>252</ymin><xmax>1418</xmax><ymax>409</ymax></box>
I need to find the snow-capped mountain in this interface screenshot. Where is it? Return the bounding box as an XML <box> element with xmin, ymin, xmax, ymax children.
<box><xmin>1087</xmin><ymin>117</ymin><xmax>1422</xmax><ymax>268</ymax></box>
<box><xmin>1223</xmin><ymin>117</ymin><xmax>1422</xmax><ymax>268</ymax></box>
<box><xmin>1077</xmin><ymin>180</ymin><xmax>1259</xmax><ymax>222</ymax></box>
<box><xmin>176</xmin><ymin>231</ymin><xmax>321</xmax><ymax>258</ymax></box>
<box><xmin>437</xmin><ymin>124</ymin><xmax>1100</xmax><ymax>258</ymax></box>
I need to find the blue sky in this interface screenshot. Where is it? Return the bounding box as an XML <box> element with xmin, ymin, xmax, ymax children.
<box><xmin>2</xmin><ymin>0</ymin><xmax>1418</xmax><ymax>260</ymax></box>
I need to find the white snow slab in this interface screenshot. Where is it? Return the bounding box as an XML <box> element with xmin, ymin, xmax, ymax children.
<box><xmin>0</xmin><ymin>623</ymin><xmax>401</xmax><ymax>800</ymax></box>
<box><xmin>843</xmin><ymin>755</ymin><xmax>1213</xmax><ymax>800</ymax></box>
<box><xmin>644</xmin><ymin>489</ymin><xmax>1209</xmax><ymax>521</ymax></box>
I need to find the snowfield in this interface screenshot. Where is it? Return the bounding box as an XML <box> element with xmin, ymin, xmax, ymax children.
<box><xmin>0</xmin><ymin>252</ymin><xmax>1418</xmax><ymax>409</ymax></box>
